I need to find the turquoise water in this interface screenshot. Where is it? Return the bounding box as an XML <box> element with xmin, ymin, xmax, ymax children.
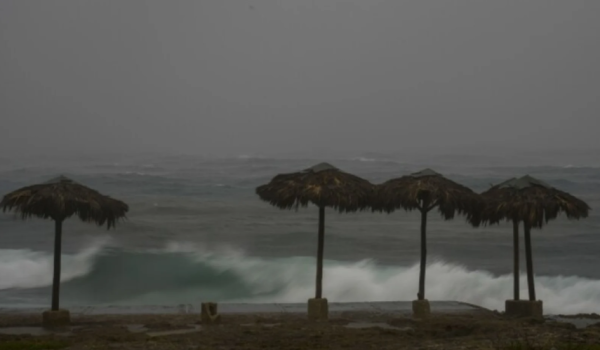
<box><xmin>0</xmin><ymin>153</ymin><xmax>598</xmax><ymax>314</ymax></box>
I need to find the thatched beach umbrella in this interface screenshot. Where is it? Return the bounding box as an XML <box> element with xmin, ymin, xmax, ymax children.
<box><xmin>373</xmin><ymin>169</ymin><xmax>482</xmax><ymax>313</ymax></box>
<box><xmin>481</xmin><ymin>175</ymin><xmax>590</xmax><ymax>305</ymax></box>
<box><xmin>0</xmin><ymin>176</ymin><xmax>128</xmax><ymax>325</ymax></box>
<box><xmin>256</xmin><ymin>163</ymin><xmax>373</xmax><ymax>303</ymax></box>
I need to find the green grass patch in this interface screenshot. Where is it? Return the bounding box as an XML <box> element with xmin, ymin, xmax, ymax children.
<box><xmin>498</xmin><ymin>341</ymin><xmax>600</xmax><ymax>350</ymax></box>
<box><xmin>0</xmin><ymin>340</ymin><xmax>69</xmax><ymax>350</ymax></box>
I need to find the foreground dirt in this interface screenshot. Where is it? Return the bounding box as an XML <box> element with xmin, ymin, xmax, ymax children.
<box><xmin>1</xmin><ymin>312</ymin><xmax>599</xmax><ymax>350</ymax></box>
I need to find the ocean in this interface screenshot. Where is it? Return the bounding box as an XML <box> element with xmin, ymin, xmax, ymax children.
<box><xmin>0</xmin><ymin>153</ymin><xmax>598</xmax><ymax>315</ymax></box>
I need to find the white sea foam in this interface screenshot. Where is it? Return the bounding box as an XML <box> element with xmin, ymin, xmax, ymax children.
<box><xmin>351</xmin><ymin>157</ymin><xmax>378</xmax><ymax>162</ymax></box>
<box><xmin>0</xmin><ymin>238</ymin><xmax>110</xmax><ymax>289</ymax></box>
<box><xmin>2</xmin><ymin>241</ymin><xmax>600</xmax><ymax>315</ymax></box>
<box><xmin>164</xmin><ymin>242</ymin><xmax>600</xmax><ymax>315</ymax></box>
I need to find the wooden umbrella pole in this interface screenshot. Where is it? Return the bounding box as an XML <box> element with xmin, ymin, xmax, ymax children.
<box><xmin>524</xmin><ymin>222</ymin><xmax>536</xmax><ymax>301</ymax></box>
<box><xmin>513</xmin><ymin>219</ymin><xmax>520</xmax><ymax>300</ymax></box>
<box><xmin>417</xmin><ymin>200</ymin><xmax>429</xmax><ymax>301</ymax></box>
<box><xmin>315</xmin><ymin>206</ymin><xmax>325</xmax><ymax>299</ymax></box>
<box><xmin>51</xmin><ymin>219</ymin><xmax>63</xmax><ymax>311</ymax></box>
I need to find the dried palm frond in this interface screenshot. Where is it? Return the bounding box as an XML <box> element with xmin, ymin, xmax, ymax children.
<box><xmin>480</xmin><ymin>175</ymin><xmax>590</xmax><ymax>228</ymax></box>
<box><xmin>256</xmin><ymin>162</ymin><xmax>374</xmax><ymax>212</ymax></box>
<box><xmin>0</xmin><ymin>176</ymin><xmax>128</xmax><ymax>228</ymax></box>
<box><xmin>373</xmin><ymin>169</ymin><xmax>482</xmax><ymax>223</ymax></box>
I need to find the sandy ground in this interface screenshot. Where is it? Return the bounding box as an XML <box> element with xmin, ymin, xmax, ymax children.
<box><xmin>0</xmin><ymin>311</ymin><xmax>599</xmax><ymax>350</ymax></box>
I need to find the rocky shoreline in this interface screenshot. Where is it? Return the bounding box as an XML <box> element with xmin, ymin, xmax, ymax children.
<box><xmin>1</xmin><ymin>311</ymin><xmax>599</xmax><ymax>349</ymax></box>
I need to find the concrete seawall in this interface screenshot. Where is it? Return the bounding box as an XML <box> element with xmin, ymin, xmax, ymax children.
<box><xmin>0</xmin><ymin>300</ymin><xmax>492</xmax><ymax>316</ymax></box>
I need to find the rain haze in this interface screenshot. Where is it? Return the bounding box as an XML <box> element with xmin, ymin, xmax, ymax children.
<box><xmin>1</xmin><ymin>1</ymin><xmax>599</xmax><ymax>160</ymax></box>
<box><xmin>2</xmin><ymin>1</ymin><xmax>600</xmax><ymax>319</ymax></box>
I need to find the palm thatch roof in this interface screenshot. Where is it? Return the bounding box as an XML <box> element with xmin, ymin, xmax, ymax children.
<box><xmin>373</xmin><ymin>168</ymin><xmax>483</xmax><ymax>222</ymax></box>
<box><xmin>255</xmin><ymin>162</ymin><xmax>374</xmax><ymax>212</ymax></box>
<box><xmin>0</xmin><ymin>176</ymin><xmax>129</xmax><ymax>228</ymax></box>
<box><xmin>481</xmin><ymin>175</ymin><xmax>590</xmax><ymax>228</ymax></box>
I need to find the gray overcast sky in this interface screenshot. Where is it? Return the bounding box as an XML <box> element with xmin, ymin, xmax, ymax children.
<box><xmin>1</xmin><ymin>1</ymin><xmax>599</xmax><ymax>157</ymax></box>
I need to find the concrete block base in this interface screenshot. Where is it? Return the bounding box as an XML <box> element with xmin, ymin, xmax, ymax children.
<box><xmin>412</xmin><ymin>299</ymin><xmax>431</xmax><ymax>318</ymax></box>
<box><xmin>505</xmin><ymin>300</ymin><xmax>543</xmax><ymax>319</ymax></box>
<box><xmin>307</xmin><ymin>298</ymin><xmax>328</xmax><ymax>321</ymax></box>
<box><xmin>201</xmin><ymin>302</ymin><xmax>221</xmax><ymax>324</ymax></box>
<box><xmin>42</xmin><ymin>309</ymin><xmax>70</xmax><ymax>328</ymax></box>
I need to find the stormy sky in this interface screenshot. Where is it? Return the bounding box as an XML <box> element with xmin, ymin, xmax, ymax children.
<box><xmin>1</xmin><ymin>1</ymin><xmax>599</xmax><ymax>158</ymax></box>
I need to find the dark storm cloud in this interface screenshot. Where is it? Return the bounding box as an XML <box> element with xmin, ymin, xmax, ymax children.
<box><xmin>1</xmin><ymin>1</ymin><xmax>598</xmax><ymax>157</ymax></box>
